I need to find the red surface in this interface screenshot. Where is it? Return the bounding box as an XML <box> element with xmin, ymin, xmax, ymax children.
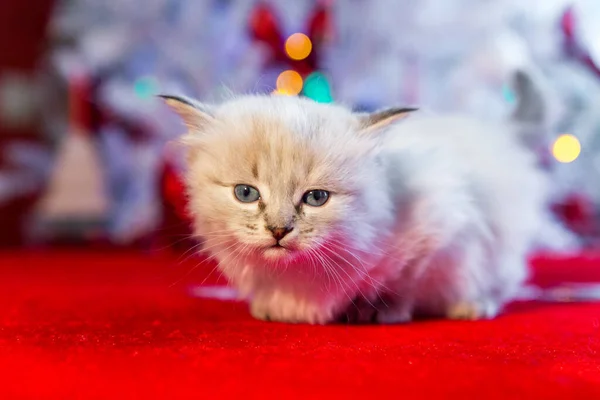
<box><xmin>1</xmin><ymin>250</ymin><xmax>600</xmax><ymax>399</ymax></box>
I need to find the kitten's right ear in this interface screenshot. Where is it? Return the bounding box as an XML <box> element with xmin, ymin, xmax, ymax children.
<box><xmin>158</xmin><ymin>94</ymin><xmax>215</xmax><ymax>132</ymax></box>
<box><xmin>357</xmin><ymin>107</ymin><xmax>417</xmax><ymax>134</ymax></box>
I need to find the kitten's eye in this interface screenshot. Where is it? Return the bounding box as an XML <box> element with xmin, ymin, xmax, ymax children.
<box><xmin>302</xmin><ymin>190</ymin><xmax>330</xmax><ymax>207</ymax></box>
<box><xmin>234</xmin><ymin>184</ymin><xmax>260</xmax><ymax>203</ymax></box>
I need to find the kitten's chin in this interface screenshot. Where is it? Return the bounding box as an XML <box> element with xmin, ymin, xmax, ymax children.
<box><xmin>262</xmin><ymin>246</ymin><xmax>291</xmax><ymax>260</ymax></box>
<box><xmin>257</xmin><ymin>243</ymin><xmax>308</xmax><ymax>265</ymax></box>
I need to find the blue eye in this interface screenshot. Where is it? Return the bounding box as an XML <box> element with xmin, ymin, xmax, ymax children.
<box><xmin>302</xmin><ymin>190</ymin><xmax>329</xmax><ymax>207</ymax></box>
<box><xmin>234</xmin><ymin>184</ymin><xmax>260</xmax><ymax>203</ymax></box>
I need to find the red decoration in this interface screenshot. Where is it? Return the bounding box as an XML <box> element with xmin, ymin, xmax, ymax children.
<box><xmin>248</xmin><ymin>1</ymin><xmax>333</xmax><ymax>77</ymax></box>
<box><xmin>249</xmin><ymin>2</ymin><xmax>286</xmax><ymax>65</ymax></box>
<box><xmin>157</xmin><ymin>157</ymin><xmax>195</xmax><ymax>251</ymax></box>
<box><xmin>552</xmin><ymin>193</ymin><xmax>596</xmax><ymax>238</ymax></box>
<box><xmin>560</xmin><ymin>6</ymin><xmax>600</xmax><ymax>78</ymax></box>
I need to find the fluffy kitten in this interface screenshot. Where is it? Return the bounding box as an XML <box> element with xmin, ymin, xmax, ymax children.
<box><xmin>162</xmin><ymin>94</ymin><xmax>547</xmax><ymax>324</ymax></box>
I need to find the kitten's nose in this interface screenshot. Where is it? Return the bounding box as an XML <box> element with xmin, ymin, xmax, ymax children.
<box><xmin>269</xmin><ymin>226</ymin><xmax>293</xmax><ymax>241</ymax></box>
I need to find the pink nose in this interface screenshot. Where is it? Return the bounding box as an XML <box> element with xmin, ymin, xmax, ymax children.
<box><xmin>269</xmin><ymin>226</ymin><xmax>293</xmax><ymax>241</ymax></box>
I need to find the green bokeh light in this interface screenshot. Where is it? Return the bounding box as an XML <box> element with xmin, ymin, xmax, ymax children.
<box><xmin>303</xmin><ymin>72</ymin><xmax>333</xmax><ymax>103</ymax></box>
<box><xmin>134</xmin><ymin>76</ymin><xmax>159</xmax><ymax>99</ymax></box>
<box><xmin>502</xmin><ymin>84</ymin><xmax>516</xmax><ymax>104</ymax></box>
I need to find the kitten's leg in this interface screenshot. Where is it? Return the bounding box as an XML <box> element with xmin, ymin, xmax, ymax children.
<box><xmin>442</xmin><ymin>238</ymin><xmax>507</xmax><ymax>321</ymax></box>
<box><xmin>446</xmin><ymin>299</ymin><xmax>499</xmax><ymax>321</ymax></box>
<box><xmin>250</xmin><ymin>285</ymin><xmax>349</xmax><ymax>324</ymax></box>
<box><xmin>374</xmin><ymin>251</ymin><xmax>438</xmax><ymax>324</ymax></box>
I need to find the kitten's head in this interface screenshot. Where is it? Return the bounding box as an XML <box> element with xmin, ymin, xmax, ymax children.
<box><xmin>162</xmin><ymin>94</ymin><xmax>413</xmax><ymax>269</ymax></box>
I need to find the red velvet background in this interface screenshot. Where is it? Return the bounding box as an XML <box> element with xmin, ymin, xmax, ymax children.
<box><xmin>1</xmin><ymin>250</ymin><xmax>599</xmax><ymax>399</ymax></box>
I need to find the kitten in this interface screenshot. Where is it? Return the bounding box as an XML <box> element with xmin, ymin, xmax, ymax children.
<box><xmin>162</xmin><ymin>94</ymin><xmax>547</xmax><ymax>324</ymax></box>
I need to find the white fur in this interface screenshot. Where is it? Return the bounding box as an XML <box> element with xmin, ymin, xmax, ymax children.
<box><xmin>170</xmin><ymin>95</ymin><xmax>548</xmax><ymax>324</ymax></box>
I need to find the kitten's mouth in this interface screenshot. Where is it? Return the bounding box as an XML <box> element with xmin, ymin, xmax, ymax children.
<box><xmin>267</xmin><ymin>243</ymin><xmax>289</xmax><ymax>252</ymax></box>
<box><xmin>262</xmin><ymin>242</ymin><xmax>293</xmax><ymax>259</ymax></box>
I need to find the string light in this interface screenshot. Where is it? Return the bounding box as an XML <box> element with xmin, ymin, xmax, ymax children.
<box><xmin>302</xmin><ymin>72</ymin><xmax>333</xmax><ymax>103</ymax></box>
<box><xmin>552</xmin><ymin>134</ymin><xmax>581</xmax><ymax>163</ymax></box>
<box><xmin>276</xmin><ymin>70</ymin><xmax>303</xmax><ymax>96</ymax></box>
<box><xmin>285</xmin><ymin>33</ymin><xmax>312</xmax><ymax>61</ymax></box>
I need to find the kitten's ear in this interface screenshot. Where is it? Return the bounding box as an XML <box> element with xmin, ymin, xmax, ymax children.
<box><xmin>357</xmin><ymin>107</ymin><xmax>417</xmax><ymax>133</ymax></box>
<box><xmin>158</xmin><ymin>94</ymin><xmax>215</xmax><ymax>132</ymax></box>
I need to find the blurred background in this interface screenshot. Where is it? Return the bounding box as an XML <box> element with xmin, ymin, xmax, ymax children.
<box><xmin>1</xmin><ymin>0</ymin><xmax>600</xmax><ymax>251</ymax></box>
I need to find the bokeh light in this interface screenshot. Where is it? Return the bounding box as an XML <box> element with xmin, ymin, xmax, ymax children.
<box><xmin>272</xmin><ymin>88</ymin><xmax>290</xmax><ymax>96</ymax></box>
<box><xmin>502</xmin><ymin>84</ymin><xmax>516</xmax><ymax>104</ymax></box>
<box><xmin>303</xmin><ymin>72</ymin><xmax>333</xmax><ymax>103</ymax></box>
<box><xmin>276</xmin><ymin>70</ymin><xmax>303</xmax><ymax>96</ymax></box>
<box><xmin>552</xmin><ymin>134</ymin><xmax>581</xmax><ymax>163</ymax></box>
<box><xmin>285</xmin><ymin>33</ymin><xmax>312</xmax><ymax>61</ymax></box>
<box><xmin>133</xmin><ymin>76</ymin><xmax>159</xmax><ymax>99</ymax></box>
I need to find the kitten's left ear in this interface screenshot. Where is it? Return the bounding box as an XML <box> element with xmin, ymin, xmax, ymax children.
<box><xmin>158</xmin><ymin>94</ymin><xmax>215</xmax><ymax>132</ymax></box>
<box><xmin>357</xmin><ymin>107</ymin><xmax>417</xmax><ymax>133</ymax></box>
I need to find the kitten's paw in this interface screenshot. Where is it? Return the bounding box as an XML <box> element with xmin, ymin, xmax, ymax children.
<box><xmin>446</xmin><ymin>300</ymin><xmax>499</xmax><ymax>321</ymax></box>
<box><xmin>250</xmin><ymin>292</ymin><xmax>333</xmax><ymax>325</ymax></box>
<box><xmin>249</xmin><ymin>299</ymin><xmax>272</xmax><ymax>322</ymax></box>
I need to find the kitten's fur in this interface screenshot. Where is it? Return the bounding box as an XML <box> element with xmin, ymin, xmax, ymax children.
<box><xmin>163</xmin><ymin>94</ymin><xmax>547</xmax><ymax>324</ymax></box>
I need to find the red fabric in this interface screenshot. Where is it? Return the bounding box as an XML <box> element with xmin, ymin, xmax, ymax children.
<box><xmin>1</xmin><ymin>249</ymin><xmax>599</xmax><ymax>399</ymax></box>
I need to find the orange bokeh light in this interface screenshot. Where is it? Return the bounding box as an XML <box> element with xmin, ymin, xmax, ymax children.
<box><xmin>285</xmin><ymin>33</ymin><xmax>312</xmax><ymax>61</ymax></box>
<box><xmin>276</xmin><ymin>70</ymin><xmax>303</xmax><ymax>96</ymax></box>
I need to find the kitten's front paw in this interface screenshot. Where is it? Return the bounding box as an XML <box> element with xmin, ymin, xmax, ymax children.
<box><xmin>250</xmin><ymin>292</ymin><xmax>333</xmax><ymax>325</ymax></box>
<box><xmin>446</xmin><ymin>300</ymin><xmax>499</xmax><ymax>321</ymax></box>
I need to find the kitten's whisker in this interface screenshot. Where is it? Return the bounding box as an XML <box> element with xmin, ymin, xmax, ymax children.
<box><xmin>212</xmin><ymin>242</ymin><xmax>248</xmax><ymax>285</ymax></box>
<box><xmin>197</xmin><ymin>242</ymin><xmax>245</xmax><ymax>286</ymax></box>
<box><xmin>320</xmin><ymin>243</ymin><xmax>379</xmax><ymax>310</ymax></box>
<box><xmin>175</xmin><ymin>241</ymin><xmax>208</xmax><ymax>265</ymax></box>
<box><xmin>327</xmin><ymin>240</ymin><xmax>396</xmax><ymax>290</ymax></box>
<box><xmin>321</xmin><ymin>254</ymin><xmax>354</xmax><ymax>309</ymax></box>
<box><xmin>308</xmin><ymin>248</ymin><xmax>331</xmax><ymax>289</ymax></box>
<box><xmin>317</xmin><ymin>247</ymin><xmax>362</xmax><ymax>310</ymax></box>
<box><xmin>328</xmin><ymin>237</ymin><xmax>397</xmax><ymax>261</ymax></box>
<box><xmin>175</xmin><ymin>240</ymin><xmax>238</xmax><ymax>287</ymax></box>
<box><xmin>327</xmin><ymin>242</ymin><xmax>393</xmax><ymax>307</ymax></box>
<box><xmin>334</xmin><ymin>246</ymin><xmax>400</xmax><ymax>302</ymax></box>
<box><xmin>151</xmin><ymin>234</ymin><xmax>195</xmax><ymax>252</ymax></box>
<box><xmin>305</xmin><ymin>248</ymin><xmax>319</xmax><ymax>284</ymax></box>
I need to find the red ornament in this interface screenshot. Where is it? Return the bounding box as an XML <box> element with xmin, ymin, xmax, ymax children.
<box><xmin>552</xmin><ymin>193</ymin><xmax>595</xmax><ymax>236</ymax></box>
<box><xmin>161</xmin><ymin>160</ymin><xmax>191</xmax><ymax>223</ymax></box>
<box><xmin>157</xmin><ymin>158</ymin><xmax>195</xmax><ymax>251</ymax></box>
<box><xmin>249</xmin><ymin>2</ymin><xmax>286</xmax><ymax>64</ymax></box>
<box><xmin>247</xmin><ymin>1</ymin><xmax>334</xmax><ymax>78</ymax></box>
<box><xmin>560</xmin><ymin>7</ymin><xmax>600</xmax><ymax>78</ymax></box>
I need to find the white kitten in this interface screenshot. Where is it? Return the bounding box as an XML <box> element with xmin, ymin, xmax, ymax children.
<box><xmin>162</xmin><ymin>94</ymin><xmax>548</xmax><ymax>324</ymax></box>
